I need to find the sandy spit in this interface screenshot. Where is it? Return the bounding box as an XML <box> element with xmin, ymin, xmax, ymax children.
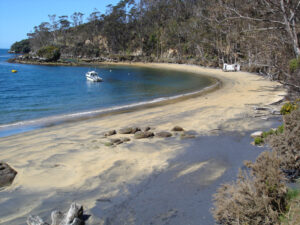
<box><xmin>0</xmin><ymin>63</ymin><xmax>286</xmax><ymax>224</ymax></box>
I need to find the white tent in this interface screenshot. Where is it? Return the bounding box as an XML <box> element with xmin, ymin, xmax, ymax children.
<box><xmin>223</xmin><ymin>63</ymin><xmax>240</xmax><ymax>72</ymax></box>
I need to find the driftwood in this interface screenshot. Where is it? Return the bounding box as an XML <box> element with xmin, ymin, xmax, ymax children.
<box><xmin>27</xmin><ymin>215</ymin><xmax>48</xmax><ymax>225</ymax></box>
<box><xmin>27</xmin><ymin>203</ymin><xmax>84</xmax><ymax>225</ymax></box>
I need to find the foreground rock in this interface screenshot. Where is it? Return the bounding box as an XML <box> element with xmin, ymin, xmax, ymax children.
<box><xmin>119</xmin><ymin>127</ymin><xmax>141</xmax><ymax>134</ymax></box>
<box><xmin>121</xmin><ymin>137</ymin><xmax>131</xmax><ymax>142</ymax></box>
<box><xmin>156</xmin><ymin>131</ymin><xmax>172</xmax><ymax>138</ymax></box>
<box><xmin>134</xmin><ymin>131</ymin><xmax>154</xmax><ymax>139</ymax></box>
<box><xmin>171</xmin><ymin>126</ymin><xmax>184</xmax><ymax>132</ymax></box>
<box><xmin>0</xmin><ymin>162</ymin><xmax>17</xmax><ymax>188</ymax></box>
<box><xmin>104</xmin><ymin>130</ymin><xmax>116</xmax><ymax>137</ymax></box>
<box><xmin>110</xmin><ymin>138</ymin><xmax>122</xmax><ymax>144</ymax></box>
<box><xmin>27</xmin><ymin>202</ymin><xmax>84</xmax><ymax>225</ymax></box>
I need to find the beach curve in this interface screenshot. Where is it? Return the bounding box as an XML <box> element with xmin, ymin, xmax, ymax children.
<box><xmin>0</xmin><ymin>63</ymin><xmax>286</xmax><ymax>224</ymax></box>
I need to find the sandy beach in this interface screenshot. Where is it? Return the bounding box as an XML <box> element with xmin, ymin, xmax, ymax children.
<box><xmin>0</xmin><ymin>63</ymin><xmax>286</xmax><ymax>224</ymax></box>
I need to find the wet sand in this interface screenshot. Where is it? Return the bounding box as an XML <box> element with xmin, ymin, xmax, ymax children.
<box><xmin>0</xmin><ymin>63</ymin><xmax>286</xmax><ymax>224</ymax></box>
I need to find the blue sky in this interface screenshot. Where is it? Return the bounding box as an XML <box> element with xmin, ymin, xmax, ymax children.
<box><xmin>0</xmin><ymin>0</ymin><xmax>120</xmax><ymax>49</ymax></box>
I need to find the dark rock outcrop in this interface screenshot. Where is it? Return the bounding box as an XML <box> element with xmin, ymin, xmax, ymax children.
<box><xmin>121</xmin><ymin>137</ymin><xmax>131</xmax><ymax>142</ymax></box>
<box><xmin>156</xmin><ymin>131</ymin><xmax>173</xmax><ymax>138</ymax></box>
<box><xmin>110</xmin><ymin>138</ymin><xmax>121</xmax><ymax>144</ymax></box>
<box><xmin>134</xmin><ymin>131</ymin><xmax>154</xmax><ymax>139</ymax></box>
<box><xmin>131</xmin><ymin>127</ymin><xmax>141</xmax><ymax>134</ymax></box>
<box><xmin>171</xmin><ymin>126</ymin><xmax>184</xmax><ymax>132</ymax></box>
<box><xmin>109</xmin><ymin>138</ymin><xmax>123</xmax><ymax>145</ymax></box>
<box><xmin>0</xmin><ymin>162</ymin><xmax>17</xmax><ymax>188</ymax></box>
<box><xmin>119</xmin><ymin>127</ymin><xmax>141</xmax><ymax>134</ymax></box>
<box><xmin>104</xmin><ymin>130</ymin><xmax>116</xmax><ymax>137</ymax></box>
<box><xmin>119</xmin><ymin>128</ymin><xmax>132</xmax><ymax>134</ymax></box>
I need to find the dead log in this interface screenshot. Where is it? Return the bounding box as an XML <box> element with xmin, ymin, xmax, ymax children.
<box><xmin>27</xmin><ymin>202</ymin><xmax>84</xmax><ymax>225</ymax></box>
<box><xmin>27</xmin><ymin>215</ymin><xmax>49</xmax><ymax>225</ymax></box>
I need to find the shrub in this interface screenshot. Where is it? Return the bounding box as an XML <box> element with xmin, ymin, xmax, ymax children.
<box><xmin>276</xmin><ymin>124</ymin><xmax>284</xmax><ymax>134</ymax></box>
<box><xmin>10</xmin><ymin>39</ymin><xmax>31</xmax><ymax>53</ymax></box>
<box><xmin>280</xmin><ymin>189</ymin><xmax>300</xmax><ymax>224</ymax></box>
<box><xmin>289</xmin><ymin>58</ymin><xmax>300</xmax><ymax>73</ymax></box>
<box><xmin>37</xmin><ymin>46</ymin><xmax>60</xmax><ymax>61</ymax></box>
<box><xmin>254</xmin><ymin>136</ymin><xmax>264</xmax><ymax>145</ymax></box>
<box><xmin>262</xmin><ymin>129</ymin><xmax>275</xmax><ymax>138</ymax></box>
<box><xmin>286</xmin><ymin>189</ymin><xmax>300</xmax><ymax>201</ymax></box>
<box><xmin>280</xmin><ymin>101</ymin><xmax>298</xmax><ymax>115</ymax></box>
<box><xmin>212</xmin><ymin>151</ymin><xmax>287</xmax><ymax>225</ymax></box>
<box><xmin>268</xmin><ymin>109</ymin><xmax>300</xmax><ymax>181</ymax></box>
<box><xmin>253</xmin><ymin>127</ymin><xmax>282</xmax><ymax>146</ymax></box>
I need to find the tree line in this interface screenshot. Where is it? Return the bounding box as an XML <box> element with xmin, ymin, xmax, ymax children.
<box><xmin>10</xmin><ymin>0</ymin><xmax>300</xmax><ymax>88</ymax></box>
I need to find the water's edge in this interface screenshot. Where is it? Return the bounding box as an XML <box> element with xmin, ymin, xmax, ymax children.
<box><xmin>0</xmin><ymin>75</ymin><xmax>221</xmax><ymax>138</ymax></box>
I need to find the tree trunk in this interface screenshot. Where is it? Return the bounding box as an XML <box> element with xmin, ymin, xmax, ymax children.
<box><xmin>280</xmin><ymin>0</ymin><xmax>300</xmax><ymax>58</ymax></box>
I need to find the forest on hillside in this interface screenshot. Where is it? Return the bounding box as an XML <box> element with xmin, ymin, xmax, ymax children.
<box><xmin>10</xmin><ymin>0</ymin><xmax>300</xmax><ymax>91</ymax></box>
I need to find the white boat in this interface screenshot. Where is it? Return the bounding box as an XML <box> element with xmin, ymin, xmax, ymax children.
<box><xmin>86</xmin><ymin>71</ymin><xmax>103</xmax><ymax>82</ymax></box>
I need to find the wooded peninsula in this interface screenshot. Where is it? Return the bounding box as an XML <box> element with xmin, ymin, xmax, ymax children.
<box><xmin>9</xmin><ymin>0</ymin><xmax>300</xmax><ymax>95</ymax></box>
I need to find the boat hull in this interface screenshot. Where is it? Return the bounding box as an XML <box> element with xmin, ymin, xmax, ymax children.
<box><xmin>86</xmin><ymin>76</ymin><xmax>102</xmax><ymax>82</ymax></box>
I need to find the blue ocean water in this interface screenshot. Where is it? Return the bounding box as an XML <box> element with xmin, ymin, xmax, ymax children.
<box><xmin>0</xmin><ymin>49</ymin><xmax>213</xmax><ymax>136</ymax></box>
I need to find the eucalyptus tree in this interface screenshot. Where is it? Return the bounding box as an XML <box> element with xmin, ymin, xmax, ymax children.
<box><xmin>102</xmin><ymin>0</ymin><xmax>135</xmax><ymax>54</ymax></box>
<box><xmin>27</xmin><ymin>22</ymin><xmax>51</xmax><ymax>50</ymax></box>
<box><xmin>71</xmin><ymin>12</ymin><xmax>84</xmax><ymax>27</ymax></box>
<box><xmin>48</xmin><ymin>14</ymin><xmax>59</xmax><ymax>43</ymax></box>
<box><xmin>58</xmin><ymin>15</ymin><xmax>70</xmax><ymax>30</ymax></box>
<box><xmin>218</xmin><ymin>0</ymin><xmax>300</xmax><ymax>58</ymax></box>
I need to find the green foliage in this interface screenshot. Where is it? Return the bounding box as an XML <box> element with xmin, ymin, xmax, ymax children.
<box><xmin>254</xmin><ymin>137</ymin><xmax>264</xmax><ymax>145</ymax></box>
<box><xmin>254</xmin><ymin>124</ymin><xmax>285</xmax><ymax>146</ymax></box>
<box><xmin>280</xmin><ymin>189</ymin><xmax>300</xmax><ymax>224</ymax></box>
<box><xmin>280</xmin><ymin>101</ymin><xmax>298</xmax><ymax>115</ymax></box>
<box><xmin>10</xmin><ymin>39</ymin><xmax>31</xmax><ymax>53</ymax></box>
<box><xmin>289</xmin><ymin>58</ymin><xmax>300</xmax><ymax>73</ymax></box>
<box><xmin>276</xmin><ymin>124</ymin><xmax>284</xmax><ymax>134</ymax></box>
<box><xmin>262</xmin><ymin>129</ymin><xmax>275</xmax><ymax>138</ymax></box>
<box><xmin>37</xmin><ymin>46</ymin><xmax>60</xmax><ymax>61</ymax></box>
<box><xmin>255</xmin><ymin>125</ymin><xmax>285</xmax><ymax>145</ymax></box>
<box><xmin>286</xmin><ymin>189</ymin><xmax>300</xmax><ymax>201</ymax></box>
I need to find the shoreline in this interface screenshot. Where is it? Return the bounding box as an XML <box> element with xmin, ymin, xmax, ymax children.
<box><xmin>0</xmin><ymin>75</ymin><xmax>220</xmax><ymax>138</ymax></box>
<box><xmin>0</xmin><ymin>63</ymin><xmax>287</xmax><ymax>224</ymax></box>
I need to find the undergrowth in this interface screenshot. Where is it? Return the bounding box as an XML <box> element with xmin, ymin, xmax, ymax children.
<box><xmin>213</xmin><ymin>107</ymin><xmax>300</xmax><ymax>224</ymax></box>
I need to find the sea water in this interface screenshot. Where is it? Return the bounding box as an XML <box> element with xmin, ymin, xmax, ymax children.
<box><xmin>0</xmin><ymin>49</ymin><xmax>213</xmax><ymax>136</ymax></box>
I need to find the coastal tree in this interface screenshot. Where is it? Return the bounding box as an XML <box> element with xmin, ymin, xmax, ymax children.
<box><xmin>217</xmin><ymin>0</ymin><xmax>300</xmax><ymax>58</ymax></box>
<box><xmin>58</xmin><ymin>15</ymin><xmax>70</xmax><ymax>45</ymax></box>
<box><xmin>102</xmin><ymin>0</ymin><xmax>135</xmax><ymax>53</ymax></box>
<box><xmin>70</xmin><ymin>12</ymin><xmax>84</xmax><ymax>27</ymax></box>
<box><xmin>48</xmin><ymin>14</ymin><xmax>59</xmax><ymax>43</ymax></box>
<box><xmin>58</xmin><ymin>15</ymin><xmax>70</xmax><ymax>30</ymax></box>
<box><xmin>87</xmin><ymin>8</ymin><xmax>101</xmax><ymax>22</ymax></box>
<box><xmin>10</xmin><ymin>39</ymin><xmax>31</xmax><ymax>53</ymax></box>
<box><xmin>27</xmin><ymin>22</ymin><xmax>52</xmax><ymax>50</ymax></box>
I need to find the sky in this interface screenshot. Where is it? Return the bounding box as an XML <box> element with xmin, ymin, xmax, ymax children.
<box><xmin>0</xmin><ymin>0</ymin><xmax>120</xmax><ymax>49</ymax></box>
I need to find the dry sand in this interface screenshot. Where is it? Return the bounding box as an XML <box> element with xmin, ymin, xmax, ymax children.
<box><xmin>0</xmin><ymin>63</ymin><xmax>286</xmax><ymax>224</ymax></box>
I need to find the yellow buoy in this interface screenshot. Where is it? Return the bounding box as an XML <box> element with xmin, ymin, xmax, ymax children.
<box><xmin>11</xmin><ymin>70</ymin><xmax>17</xmax><ymax>73</ymax></box>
